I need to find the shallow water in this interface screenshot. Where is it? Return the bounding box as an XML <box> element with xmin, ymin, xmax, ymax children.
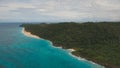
<box><xmin>0</xmin><ymin>23</ymin><xmax>104</xmax><ymax>68</ymax></box>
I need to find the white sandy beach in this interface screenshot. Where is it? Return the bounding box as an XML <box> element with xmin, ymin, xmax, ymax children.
<box><xmin>22</xmin><ymin>28</ymin><xmax>40</xmax><ymax>39</ymax></box>
<box><xmin>67</xmin><ymin>49</ymin><xmax>76</xmax><ymax>52</ymax></box>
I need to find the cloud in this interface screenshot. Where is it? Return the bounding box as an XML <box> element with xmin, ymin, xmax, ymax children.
<box><xmin>0</xmin><ymin>0</ymin><xmax>120</xmax><ymax>22</ymax></box>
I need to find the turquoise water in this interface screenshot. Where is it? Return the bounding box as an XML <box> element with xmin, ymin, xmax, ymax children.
<box><xmin>0</xmin><ymin>23</ymin><xmax>104</xmax><ymax>68</ymax></box>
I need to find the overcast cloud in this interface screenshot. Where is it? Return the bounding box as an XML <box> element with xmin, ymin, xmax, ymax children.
<box><xmin>0</xmin><ymin>0</ymin><xmax>120</xmax><ymax>22</ymax></box>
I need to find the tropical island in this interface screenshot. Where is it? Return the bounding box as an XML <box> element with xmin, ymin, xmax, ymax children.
<box><xmin>20</xmin><ymin>22</ymin><xmax>120</xmax><ymax>68</ymax></box>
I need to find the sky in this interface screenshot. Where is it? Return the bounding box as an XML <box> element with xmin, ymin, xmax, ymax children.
<box><xmin>0</xmin><ymin>0</ymin><xmax>120</xmax><ymax>22</ymax></box>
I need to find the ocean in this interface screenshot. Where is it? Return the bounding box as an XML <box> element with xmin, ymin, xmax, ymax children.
<box><xmin>0</xmin><ymin>23</ymin><xmax>104</xmax><ymax>68</ymax></box>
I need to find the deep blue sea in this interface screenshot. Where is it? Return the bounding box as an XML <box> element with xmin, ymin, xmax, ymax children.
<box><xmin>0</xmin><ymin>23</ymin><xmax>104</xmax><ymax>68</ymax></box>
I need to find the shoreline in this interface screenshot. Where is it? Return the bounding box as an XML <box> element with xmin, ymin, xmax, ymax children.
<box><xmin>22</xmin><ymin>28</ymin><xmax>40</xmax><ymax>39</ymax></box>
<box><xmin>47</xmin><ymin>39</ymin><xmax>104</xmax><ymax>68</ymax></box>
<box><xmin>22</xmin><ymin>27</ymin><xmax>105</xmax><ymax>68</ymax></box>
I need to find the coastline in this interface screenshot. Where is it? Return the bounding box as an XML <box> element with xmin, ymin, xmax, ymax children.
<box><xmin>22</xmin><ymin>28</ymin><xmax>40</xmax><ymax>39</ymax></box>
<box><xmin>22</xmin><ymin>27</ymin><xmax>105</xmax><ymax>68</ymax></box>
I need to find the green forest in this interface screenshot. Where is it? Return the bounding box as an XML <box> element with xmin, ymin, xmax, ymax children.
<box><xmin>21</xmin><ymin>22</ymin><xmax>120</xmax><ymax>68</ymax></box>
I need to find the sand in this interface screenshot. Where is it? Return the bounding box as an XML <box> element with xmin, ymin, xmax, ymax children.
<box><xmin>22</xmin><ymin>28</ymin><xmax>40</xmax><ymax>39</ymax></box>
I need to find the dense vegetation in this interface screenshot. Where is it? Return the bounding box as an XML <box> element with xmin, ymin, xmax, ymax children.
<box><xmin>21</xmin><ymin>22</ymin><xmax>120</xmax><ymax>68</ymax></box>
